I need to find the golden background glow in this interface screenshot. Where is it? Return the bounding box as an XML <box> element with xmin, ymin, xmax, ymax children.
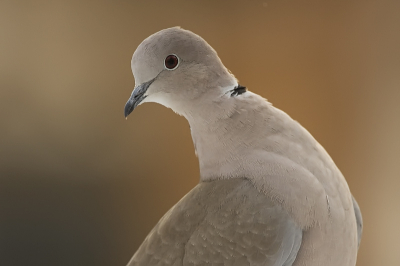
<box><xmin>1</xmin><ymin>1</ymin><xmax>399</xmax><ymax>265</ymax></box>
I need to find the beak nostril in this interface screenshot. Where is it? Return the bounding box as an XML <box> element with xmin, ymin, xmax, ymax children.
<box><xmin>125</xmin><ymin>78</ymin><xmax>155</xmax><ymax>118</ymax></box>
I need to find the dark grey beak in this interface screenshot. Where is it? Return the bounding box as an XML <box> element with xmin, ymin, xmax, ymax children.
<box><xmin>124</xmin><ymin>78</ymin><xmax>155</xmax><ymax>118</ymax></box>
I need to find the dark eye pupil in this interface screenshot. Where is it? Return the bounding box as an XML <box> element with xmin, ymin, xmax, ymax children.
<box><xmin>165</xmin><ymin>55</ymin><xmax>178</xmax><ymax>69</ymax></box>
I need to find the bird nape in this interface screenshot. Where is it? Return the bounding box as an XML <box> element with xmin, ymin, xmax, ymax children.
<box><xmin>123</xmin><ymin>27</ymin><xmax>362</xmax><ymax>266</ymax></box>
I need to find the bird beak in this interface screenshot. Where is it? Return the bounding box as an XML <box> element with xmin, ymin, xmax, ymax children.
<box><xmin>124</xmin><ymin>78</ymin><xmax>155</xmax><ymax>118</ymax></box>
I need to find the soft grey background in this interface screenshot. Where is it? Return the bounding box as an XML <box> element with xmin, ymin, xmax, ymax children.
<box><xmin>1</xmin><ymin>1</ymin><xmax>399</xmax><ymax>265</ymax></box>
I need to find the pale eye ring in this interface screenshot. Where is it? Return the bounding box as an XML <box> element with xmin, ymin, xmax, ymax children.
<box><xmin>164</xmin><ymin>54</ymin><xmax>179</xmax><ymax>70</ymax></box>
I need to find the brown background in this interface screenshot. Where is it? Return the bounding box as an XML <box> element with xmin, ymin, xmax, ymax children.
<box><xmin>1</xmin><ymin>1</ymin><xmax>399</xmax><ymax>265</ymax></box>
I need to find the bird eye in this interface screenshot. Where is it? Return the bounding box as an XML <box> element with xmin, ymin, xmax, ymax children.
<box><xmin>164</xmin><ymin>54</ymin><xmax>179</xmax><ymax>70</ymax></box>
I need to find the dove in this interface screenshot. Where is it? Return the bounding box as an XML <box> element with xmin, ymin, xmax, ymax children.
<box><xmin>124</xmin><ymin>27</ymin><xmax>362</xmax><ymax>266</ymax></box>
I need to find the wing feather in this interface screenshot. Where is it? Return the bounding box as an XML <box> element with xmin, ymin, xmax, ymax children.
<box><xmin>128</xmin><ymin>178</ymin><xmax>302</xmax><ymax>266</ymax></box>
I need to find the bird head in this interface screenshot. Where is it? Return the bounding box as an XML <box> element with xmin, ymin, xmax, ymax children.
<box><xmin>124</xmin><ymin>27</ymin><xmax>237</xmax><ymax>119</ymax></box>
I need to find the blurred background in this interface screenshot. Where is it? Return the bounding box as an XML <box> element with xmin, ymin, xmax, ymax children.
<box><xmin>1</xmin><ymin>0</ymin><xmax>399</xmax><ymax>265</ymax></box>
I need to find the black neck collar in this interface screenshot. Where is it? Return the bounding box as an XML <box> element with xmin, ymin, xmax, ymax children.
<box><xmin>230</xmin><ymin>84</ymin><xmax>247</xmax><ymax>97</ymax></box>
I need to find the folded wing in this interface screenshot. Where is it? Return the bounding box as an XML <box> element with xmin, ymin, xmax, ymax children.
<box><xmin>128</xmin><ymin>178</ymin><xmax>302</xmax><ymax>266</ymax></box>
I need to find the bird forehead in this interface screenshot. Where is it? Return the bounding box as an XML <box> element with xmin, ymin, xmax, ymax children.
<box><xmin>131</xmin><ymin>27</ymin><xmax>221</xmax><ymax>85</ymax></box>
<box><xmin>132</xmin><ymin>28</ymin><xmax>215</xmax><ymax>68</ymax></box>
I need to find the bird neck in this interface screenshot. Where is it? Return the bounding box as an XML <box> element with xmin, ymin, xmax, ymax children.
<box><xmin>185</xmin><ymin>91</ymin><xmax>276</xmax><ymax>181</ymax></box>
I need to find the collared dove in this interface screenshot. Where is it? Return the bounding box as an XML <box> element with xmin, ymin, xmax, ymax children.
<box><xmin>124</xmin><ymin>27</ymin><xmax>362</xmax><ymax>266</ymax></box>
